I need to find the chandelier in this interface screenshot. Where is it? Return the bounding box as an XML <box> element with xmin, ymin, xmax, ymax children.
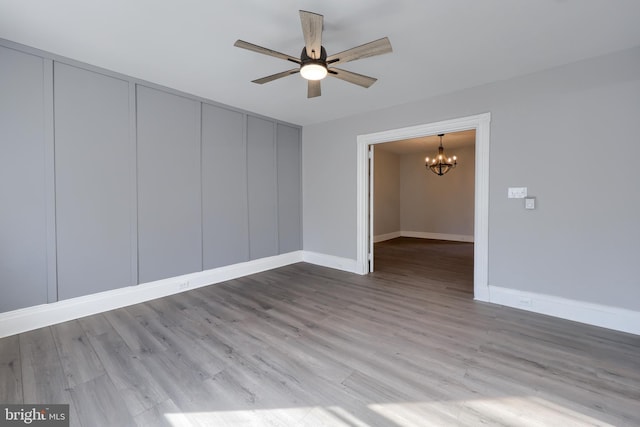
<box><xmin>425</xmin><ymin>133</ymin><xmax>457</xmax><ymax>176</ymax></box>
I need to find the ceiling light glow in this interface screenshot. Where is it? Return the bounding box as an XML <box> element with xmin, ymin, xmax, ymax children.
<box><xmin>300</xmin><ymin>63</ymin><xmax>327</xmax><ymax>80</ymax></box>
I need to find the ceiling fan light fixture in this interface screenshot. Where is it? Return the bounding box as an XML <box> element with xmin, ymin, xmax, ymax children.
<box><xmin>234</xmin><ymin>10</ymin><xmax>392</xmax><ymax>97</ymax></box>
<box><xmin>300</xmin><ymin>63</ymin><xmax>327</xmax><ymax>80</ymax></box>
<box><xmin>300</xmin><ymin>45</ymin><xmax>328</xmax><ymax>81</ymax></box>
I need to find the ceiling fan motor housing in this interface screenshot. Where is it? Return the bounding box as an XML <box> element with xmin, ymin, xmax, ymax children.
<box><xmin>300</xmin><ymin>46</ymin><xmax>328</xmax><ymax>69</ymax></box>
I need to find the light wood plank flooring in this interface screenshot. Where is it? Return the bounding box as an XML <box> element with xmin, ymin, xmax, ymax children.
<box><xmin>1</xmin><ymin>237</ymin><xmax>639</xmax><ymax>426</ymax></box>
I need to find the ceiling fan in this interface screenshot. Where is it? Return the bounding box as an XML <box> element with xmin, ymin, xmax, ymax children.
<box><xmin>234</xmin><ymin>10</ymin><xmax>392</xmax><ymax>98</ymax></box>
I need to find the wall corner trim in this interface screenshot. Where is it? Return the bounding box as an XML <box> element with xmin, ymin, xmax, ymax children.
<box><xmin>489</xmin><ymin>285</ymin><xmax>640</xmax><ymax>336</ymax></box>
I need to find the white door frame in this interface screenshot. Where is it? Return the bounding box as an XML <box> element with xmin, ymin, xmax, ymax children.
<box><xmin>356</xmin><ymin>112</ymin><xmax>491</xmax><ymax>302</ymax></box>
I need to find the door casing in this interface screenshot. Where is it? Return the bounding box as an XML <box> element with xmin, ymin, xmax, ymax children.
<box><xmin>356</xmin><ymin>113</ymin><xmax>491</xmax><ymax>302</ymax></box>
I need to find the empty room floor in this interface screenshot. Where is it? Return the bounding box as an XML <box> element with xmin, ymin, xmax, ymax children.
<box><xmin>1</xmin><ymin>237</ymin><xmax>639</xmax><ymax>426</ymax></box>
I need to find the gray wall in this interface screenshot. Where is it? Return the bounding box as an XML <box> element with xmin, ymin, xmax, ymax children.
<box><xmin>0</xmin><ymin>46</ymin><xmax>49</xmax><ymax>312</ymax></box>
<box><xmin>373</xmin><ymin>148</ymin><xmax>400</xmax><ymax>236</ymax></box>
<box><xmin>247</xmin><ymin>116</ymin><xmax>279</xmax><ymax>259</ymax></box>
<box><xmin>277</xmin><ymin>124</ymin><xmax>302</xmax><ymax>254</ymax></box>
<box><xmin>0</xmin><ymin>40</ymin><xmax>301</xmax><ymax>313</ymax></box>
<box><xmin>400</xmin><ymin>145</ymin><xmax>475</xmax><ymax>237</ymax></box>
<box><xmin>54</xmin><ymin>62</ymin><xmax>135</xmax><ymax>299</ymax></box>
<box><xmin>202</xmin><ymin>104</ymin><xmax>249</xmax><ymax>269</ymax></box>
<box><xmin>137</xmin><ymin>86</ymin><xmax>203</xmax><ymax>283</ymax></box>
<box><xmin>303</xmin><ymin>46</ymin><xmax>640</xmax><ymax>311</ymax></box>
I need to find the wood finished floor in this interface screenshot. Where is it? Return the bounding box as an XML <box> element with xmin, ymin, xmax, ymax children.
<box><xmin>1</xmin><ymin>237</ymin><xmax>639</xmax><ymax>426</ymax></box>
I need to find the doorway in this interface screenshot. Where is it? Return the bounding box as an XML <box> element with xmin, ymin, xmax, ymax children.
<box><xmin>356</xmin><ymin>113</ymin><xmax>490</xmax><ymax>302</ymax></box>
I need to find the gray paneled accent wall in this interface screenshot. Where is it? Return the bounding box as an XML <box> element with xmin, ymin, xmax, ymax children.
<box><xmin>0</xmin><ymin>38</ymin><xmax>302</xmax><ymax>315</ymax></box>
<box><xmin>54</xmin><ymin>63</ymin><xmax>134</xmax><ymax>300</ymax></box>
<box><xmin>202</xmin><ymin>104</ymin><xmax>249</xmax><ymax>269</ymax></box>
<box><xmin>247</xmin><ymin>116</ymin><xmax>279</xmax><ymax>260</ymax></box>
<box><xmin>0</xmin><ymin>46</ymin><xmax>49</xmax><ymax>312</ymax></box>
<box><xmin>277</xmin><ymin>124</ymin><xmax>302</xmax><ymax>253</ymax></box>
<box><xmin>137</xmin><ymin>85</ymin><xmax>203</xmax><ymax>283</ymax></box>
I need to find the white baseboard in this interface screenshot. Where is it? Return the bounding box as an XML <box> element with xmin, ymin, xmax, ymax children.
<box><xmin>0</xmin><ymin>251</ymin><xmax>303</xmax><ymax>339</ymax></box>
<box><xmin>489</xmin><ymin>285</ymin><xmax>640</xmax><ymax>336</ymax></box>
<box><xmin>302</xmin><ymin>251</ymin><xmax>359</xmax><ymax>274</ymax></box>
<box><xmin>401</xmin><ymin>231</ymin><xmax>474</xmax><ymax>242</ymax></box>
<box><xmin>373</xmin><ymin>231</ymin><xmax>402</xmax><ymax>243</ymax></box>
<box><xmin>374</xmin><ymin>231</ymin><xmax>475</xmax><ymax>243</ymax></box>
<box><xmin>8</xmin><ymin>251</ymin><xmax>635</xmax><ymax>338</ymax></box>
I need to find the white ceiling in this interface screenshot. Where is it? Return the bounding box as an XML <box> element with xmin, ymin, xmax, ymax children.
<box><xmin>1</xmin><ymin>1</ymin><xmax>639</xmax><ymax>126</ymax></box>
<box><xmin>376</xmin><ymin>129</ymin><xmax>475</xmax><ymax>155</ymax></box>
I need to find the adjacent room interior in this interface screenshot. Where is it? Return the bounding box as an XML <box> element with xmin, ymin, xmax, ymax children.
<box><xmin>372</xmin><ymin>130</ymin><xmax>475</xmax><ymax>274</ymax></box>
<box><xmin>1</xmin><ymin>1</ymin><xmax>639</xmax><ymax>426</ymax></box>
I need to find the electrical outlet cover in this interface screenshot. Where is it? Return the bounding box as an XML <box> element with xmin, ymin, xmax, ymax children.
<box><xmin>508</xmin><ymin>187</ymin><xmax>527</xmax><ymax>198</ymax></box>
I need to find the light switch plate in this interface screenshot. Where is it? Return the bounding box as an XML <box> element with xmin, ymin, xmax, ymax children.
<box><xmin>508</xmin><ymin>187</ymin><xmax>527</xmax><ymax>198</ymax></box>
<box><xmin>525</xmin><ymin>197</ymin><xmax>535</xmax><ymax>209</ymax></box>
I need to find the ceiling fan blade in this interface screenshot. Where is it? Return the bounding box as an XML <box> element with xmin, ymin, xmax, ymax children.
<box><xmin>326</xmin><ymin>37</ymin><xmax>392</xmax><ymax>66</ymax></box>
<box><xmin>234</xmin><ymin>40</ymin><xmax>301</xmax><ymax>64</ymax></box>
<box><xmin>299</xmin><ymin>10</ymin><xmax>323</xmax><ymax>59</ymax></box>
<box><xmin>252</xmin><ymin>69</ymin><xmax>300</xmax><ymax>84</ymax></box>
<box><xmin>328</xmin><ymin>68</ymin><xmax>377</xmax><ymax>88</ymax></box>
<box><xmin>307</xmin><ymin>80</ymin><xmax>321</xmax><ymax>98</ymax></box>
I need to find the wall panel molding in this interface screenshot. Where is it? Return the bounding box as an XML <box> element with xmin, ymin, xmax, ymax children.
<box><xmin>43</xmin><ymin>58</ymin><xmax>57</xmax><ymax>303</ymax></box>
<box><xmin>0</xmin><ymin>37</ymin><xmax>302</xmax><ymax>316</ymax></box>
